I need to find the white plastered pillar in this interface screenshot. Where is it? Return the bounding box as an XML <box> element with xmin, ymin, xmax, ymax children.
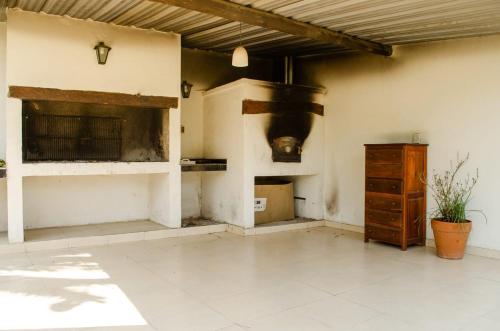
<box><xmin>168</xmin><ymin>106</ymin><xmax>181</xmax><ymax>228</ymax></box>
<box><xmin>149</xmin><ymin>107</ymin><xmax>181</xmax><ymax>228</ymax></box>
<box><xmin>6</xmin><ymin>97</ymin><xmax>24</xmax><ymax>243</ymax></box>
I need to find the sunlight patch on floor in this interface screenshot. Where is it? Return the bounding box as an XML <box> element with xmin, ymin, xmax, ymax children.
<box><xmin>0</xmin><ymin>253</ymin><xmax>148</xmax><ymax>330</ymax></box>
<box><xmin>0</xmin><ymin>283</ymin><xmax>147</xmax><ymax>330</ymax></box>
<box><xmin>0</xmin><ymin>265</ymin><xmax>109</xmax><ymax>280</ymax></box>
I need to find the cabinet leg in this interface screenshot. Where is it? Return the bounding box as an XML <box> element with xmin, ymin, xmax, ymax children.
<box><xmin>401</xmin><ymin>244</ymin><xmax>408</xmax><ymax>251</ymax></box>
<box><xmin>364</xmin><ymin>234</ymin><xmax>369</xmax><ymax>243</ymax></box>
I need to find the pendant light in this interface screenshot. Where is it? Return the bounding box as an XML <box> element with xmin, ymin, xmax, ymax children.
<box><xmin>232</xmin><ymin>23</ymin><xmax>248</xmax><ymax>67</ymax></box>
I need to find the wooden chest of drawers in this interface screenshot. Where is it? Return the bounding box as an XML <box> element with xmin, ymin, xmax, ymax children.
<box><xmin>364</xmin><ymin>144</ymin><xmax>427</xmax><ymax>250</ymax></box>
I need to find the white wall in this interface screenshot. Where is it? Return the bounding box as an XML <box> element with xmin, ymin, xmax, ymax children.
<box><xmin>0</xmin><ymin>22</ymin><xmax>6</xmax><ymax>231</ymax></box>
<box><xmin>6</xmin><ymin>10</ymin><xmax>180</xmax><ymax>96</ymax></box>
<box><xmin>181</xmin><ymin>91</ymin><xmax>205</xmax><ymax>158</ymax></box>
<box><xmin>181</xmin><ymin>172</ymin><xmax>202</xmax><ymax>218</ymax></box>
<box><xmin>0</xmin><ymin>179</ymin><xmax>6</xmax><ymax>232</ymax></box>
<box><xmin>0</xmin><ymin>22</ymin><xmax>6</xmax><ymax>160</ymax></box>
<box><xmin>3</xmin><ymin>10</ymin><xmax>181</xmax><ymax>230</ymax></box>
<box><xmin>23</xmin><ymin>175</ymin><xmax>150</xmax><ymax>229</ymax></box>
<box><xmin>180</xmin><ymin>91</ymin><xmax>204</xmax><ymax>219</ymax></box>
<box><xmin>202</xmin><ymin>85</ymin><xmax>246</xmax><ymax>225</ymax></box>
<box><xmin>296</xmin><ymin>35</ymin><xmax>500</xmax><ymax>251</ymax></box>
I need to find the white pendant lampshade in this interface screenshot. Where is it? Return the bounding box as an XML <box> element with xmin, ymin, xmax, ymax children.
<box><xmin>232</xmin><ymin>46</ymin><xmax>248</xmax><ymax>67</ymax></box>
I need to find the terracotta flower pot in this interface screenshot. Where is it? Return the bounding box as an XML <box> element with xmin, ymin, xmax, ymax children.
<box><xmin>431</xmin><ymin>219</ymin><xmax>472</xmax><ymax>259</ymax></box>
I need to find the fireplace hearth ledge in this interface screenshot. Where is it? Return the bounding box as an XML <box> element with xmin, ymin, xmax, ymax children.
<box><xmin>21</xmin><ymin>161</ymin><xmax>172</xmax><ymax>177</ymax></box>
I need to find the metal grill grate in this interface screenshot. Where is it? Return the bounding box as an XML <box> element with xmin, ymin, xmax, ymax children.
<box><xmin>23</xmin><ymin>113</ymin><xmax>122</xmax><ymax>162</ymax></box>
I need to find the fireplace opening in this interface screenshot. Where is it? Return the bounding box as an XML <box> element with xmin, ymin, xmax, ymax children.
<box><xmin>22</xmin><ymin>100</ymin><xmax>168</xmax><ymax>162</ymax></box>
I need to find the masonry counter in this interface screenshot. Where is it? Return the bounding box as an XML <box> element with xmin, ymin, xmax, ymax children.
<box><xmin>180</xmin><ymin>159</ymin><xmax>227</xmax><ymax>172</ymax></box>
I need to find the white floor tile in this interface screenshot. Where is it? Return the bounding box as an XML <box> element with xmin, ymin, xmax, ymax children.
<box><xmin>290</xmin><ymin>296</ymin><xmax>381</xmax><ymax>330</ymax></box>
<box><xmin>246</xmin><ymin>309</ymin><xmax>333</xmax><ymax>331</ymax></box>
<box><xmin>206</xmin><ymin>281</ymin><xmax>330</xmax><ymax>324</ymax></box>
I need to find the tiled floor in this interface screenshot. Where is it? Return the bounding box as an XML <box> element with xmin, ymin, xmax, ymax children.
<box><xmin>1</xmin><ymin>227</ymin><xmax>500</xmax><ymax>330</ymax></box>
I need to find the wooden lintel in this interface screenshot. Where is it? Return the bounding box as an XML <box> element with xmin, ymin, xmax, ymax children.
<box><xmin>243</xmin><ymin>100</ymin><xmax>324</xmax><ymax>116</ymax></box>
<box><xmin>152</xmin><ymin>0</ymin><xmax>392</xmax><ymax>56</ymax></box>
<box><xmin>9</xmin><ymin>86</ymin><xmax>179</xmax><ymax>109</ymax></box>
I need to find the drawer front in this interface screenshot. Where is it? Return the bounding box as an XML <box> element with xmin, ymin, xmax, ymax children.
<box><xmin>366</xmin><ymin>225</ymin><xmax>401</xmax><ymax>244</ymax></box>
<box><xmin>366</xmin><ymin>209</ymin><xmax>402</xmax><ymax>229</ymax></box>
<box><xmin>366</xmin><ymin>149</ymin><xmax>402</xmax><ymax>165</ymax></box>
<box><xmin>366</xmin><ymin>163</ymin><xmax>403</xmax><ymax>179</ymax></box>
<box><xmin>365</xmin><ymin>193</ymin><xmax>402</xmax><ymax>211</ymax></box>
<box><xmin>366</xmin><ymin>179</ymin><xmax>402</xmax><ymax>195</ymax></box>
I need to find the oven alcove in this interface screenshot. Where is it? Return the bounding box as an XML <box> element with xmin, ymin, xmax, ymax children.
<box><xmin>254</xmin><ymin>175</ymin><xmax>323</xmax><ymax>227</ymax></box>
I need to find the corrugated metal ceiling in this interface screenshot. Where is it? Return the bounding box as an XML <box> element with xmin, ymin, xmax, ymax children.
<box><xmin>2</xmin><ymin>0</ymin><xmax>500</xmax><ymax>56</ymax></box>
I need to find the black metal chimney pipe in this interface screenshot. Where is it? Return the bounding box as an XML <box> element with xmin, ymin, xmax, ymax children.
<box><xmin>284</xmin><ymin>55</ymin><xmax>294</xmax><ymax>85</ymax></box>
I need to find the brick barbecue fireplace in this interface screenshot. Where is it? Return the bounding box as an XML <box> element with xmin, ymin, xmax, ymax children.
<box><xmin>5</xmin><ymin>86</ymin><xmax>181</xmax><ymax>243</ymax></box>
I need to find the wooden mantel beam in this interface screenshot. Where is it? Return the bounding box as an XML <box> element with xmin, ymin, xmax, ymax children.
<box><xmin>152</xmin><ymin>0</ymin><xmax>392</xmax><ymax>56</ymax></box>
<box><xmin>9</xmin><ymin>86</ymin><xmax>179</xmax><ymax>109</ymax></box>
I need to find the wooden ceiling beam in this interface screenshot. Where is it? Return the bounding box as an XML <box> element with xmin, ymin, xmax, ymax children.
<box><xmin>152</xmin><ymin>0</ymin><xmax>392</xmax><ymax>56</ymax></box>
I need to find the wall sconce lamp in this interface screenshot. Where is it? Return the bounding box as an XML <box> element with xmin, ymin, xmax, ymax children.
<box><xmin>94</xmin><ymin>42</ymin><xmax>112</xmax><ymax>65</ymax></box>
<box><xmin>181</xmin><ymin>81</ymin><xmax>193</xmax><ymax>98</ymax></box>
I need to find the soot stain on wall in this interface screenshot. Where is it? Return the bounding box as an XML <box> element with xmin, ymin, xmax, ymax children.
<box><xmin>266</xmin><ymin>112</ymin><xmax>313</xmax><ymax>147</ymax></box>
<box><xmin>265</xmin><ymin>85</ymin><xmax>317</xmax><ymax>162</ymax></box>
<box><xmin>325</xmin><ymin>187</ymin><xmax>339</xmax><ymax>216</ymax></box>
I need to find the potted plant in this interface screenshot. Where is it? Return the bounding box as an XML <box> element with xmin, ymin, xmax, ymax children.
<box><xmin>0</xmin><ymin>159</ymin><xmax>5</xmax><ymax>168</ymax></box>
<box><xmin>428</xmin><ymin>154</ymin><xmax>482</xmax><ymax>259</ymax></box>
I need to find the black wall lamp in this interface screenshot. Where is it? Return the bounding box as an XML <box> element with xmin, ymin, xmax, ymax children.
<box><xmin>181</xmin><ymin>81</ymin><xmax>193</xmax><ymax>98</ymax></box>
<box><xmin>94</xmin><ymin>42</ymin><xmax>112</xmax><ymax>65</ymax></box>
